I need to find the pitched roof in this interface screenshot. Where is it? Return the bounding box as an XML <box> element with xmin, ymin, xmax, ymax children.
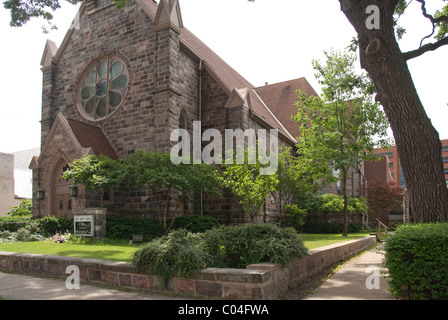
<box><xmin>66</xmin><ymin>118</ymin><xmax>118</xmax><ymax>160</ymax></box>
<box><xmin>33</xmin><ymin>113</ymin><xmax>118</xmax><ymax>169</ymax></box>
<box><xmin>253</xmin><ymin>78</ymin><xmax>319</xmax><ymax>140</ymax></box>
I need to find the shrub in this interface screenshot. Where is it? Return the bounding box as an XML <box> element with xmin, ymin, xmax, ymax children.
<box><xmin>202</xmin><ymin>223</ymin><xmax>309</xmax><ymax>269</ymax></box>
<box><xmin>384</xmin><ymin>223</ymin><xmax>448</xmax><ymax>300</ymax></box>
<box><xmin>132</xmin><ymin>229</ymin><xmax>211</xmax><ymax>281</ymax></box>
<box><xmin>0</xmin><ymin>216</ymin><xmax>30</xmax><ymax>232</ymax></box>
<box><xmin>106</xmin><ymin>216</ymin><xmax>165</xmax><ymax>241</ymax></box>
<box><xmin>171</xmin><ymin>215</ymin><xmax>220</xmax><ymax>233</ymax></box>
<box><xmin>11</xmin><ymin>221</ymin><xmax>44</xmax><ymax>242</ymax></box>
<box><xmin>132</xmin><ymin>223</ymin><xmax>309</xmax><ymax>280</ymax></box>
<box><xmin>35</xmin><ymin>216</ymin><xmax>73</xmax><ymax>236</ymax></box>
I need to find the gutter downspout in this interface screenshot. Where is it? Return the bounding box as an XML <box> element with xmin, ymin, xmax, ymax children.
<box><xmin>199</xmin><ymin>59</ymin><xmax>203</xmax><ymax>216</ymax></box>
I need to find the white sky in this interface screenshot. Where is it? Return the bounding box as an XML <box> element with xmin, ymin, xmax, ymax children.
<box><xmin>0</xmin><ymin>0</ymin><xmax>447</xmax><ymax>154</ymax></box>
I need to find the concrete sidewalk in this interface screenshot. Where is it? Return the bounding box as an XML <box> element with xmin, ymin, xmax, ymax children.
<box><xmin>0</xmin><ymin>272</ymin><xmax>190</xmax><ymax>300</ymax></box>
<box><xmin>304</xmin><ymin>244</ymin><xmax>395</xmax><ymax>300</ymax></box>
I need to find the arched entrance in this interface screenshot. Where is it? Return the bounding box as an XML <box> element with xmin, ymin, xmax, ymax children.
<box><xmin>51</xmin><ymin>159</ymin><xmax>72</xmax><ymax>218</ymax></box>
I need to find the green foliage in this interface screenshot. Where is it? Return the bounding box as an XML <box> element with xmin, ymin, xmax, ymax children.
<box><xmin>202</xmin><ymin>223</ymin><xmax>308</xmax><ymax>269</ymax></box>
<box><xmin>282</xmin><ymin>204</ymin><xmax>307</xmax><ymax>230</ymax></box>
<box><xmin>384</xmin><ymin>223</ymin><xmax>448</xmax><ymax>300</ymax></box>
<box><xmin>320</xmin><ymin>194</ymin><xmax>344</xmax><ymax>213</ymax></box>
<box><xmin>0</xmin><ymin>216</ymin><xmax>30</xmax><ymax>232</ymax></box>
<box><xmin>132</xmin><ymin>229</ymin><xmax>211</xmax><ymax>281</ymax></box>
<box><xmin>105</xmin><ymin>216</ymin><xmax>165</xmax><ymax>241</ymax></box>
<box><xmin>348</xmin><ymin>196</ymin><xmax>367</xmax><ymax>213</ymax></box>
<box><xmin>293</xmin><ymin>49</ymin><xmax>391</xmax><ymax>174</ymax></box>
<box><xmin>34</xmin><ymin>216</ymin><xmax>73</xmax><ymax>236</ymax></box>
<box><xmin>218</xmin><ymin>148</ymin><xmax>278</xmax><ymax>221</ymax></box>
<box><xmin>123</xmin><ymin>150</ymin><xmax>221</xmax><ymax>230</ymax></box>
<box><xmin>273</xmin><ymin>146</ymin><xmax>333</xmax><ymax>222</ymax></box>
<box><xmin>63</xmin><ymin>155</ymin><xmax>124</xmax><ymax>207</ymax></box>
<box><xmin>14</xmin><ymin>221</ymin><xmax>44</xmax><ymax>242</ymax></box>
<box><xmin>7</xmin><ymin>199</ymin><xmax>33</xmax><ymax>217</ymax></box>
<box><xmin>296</xmin><ymin>193</ymin><xmax>366</xmax><ymax>214</ymax></box>
<box><xmin>171</xmin><ymin>215</ymin><xmax>220</xmax><ymax>233</ymax></box>
<box><xmin>0</xmin><ymin>216</ymin><xmax>73</xmax><ymax>242</ymax></box>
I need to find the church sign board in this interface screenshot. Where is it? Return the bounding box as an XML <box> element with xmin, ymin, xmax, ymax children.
<box><xmin>74</xmin><ymin>215</ymin><xmax>95</xmax><ymax>237</ymax></box>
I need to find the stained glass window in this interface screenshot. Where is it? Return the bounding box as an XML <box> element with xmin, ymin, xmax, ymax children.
<box><xmin>78</xmin><ymin>56</ymin><xmax>128</xmax><ymax>120</ymax></box>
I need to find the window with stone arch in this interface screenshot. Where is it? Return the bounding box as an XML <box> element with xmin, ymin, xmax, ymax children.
<box><xmin>77</xmin><ymin>56</ymin><xmax>129</xmax><ymax>121</ymax></box>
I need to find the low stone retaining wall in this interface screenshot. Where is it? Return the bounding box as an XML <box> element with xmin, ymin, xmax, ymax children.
<box><xmin>0</xmin><ymin>236</ymin><xmax>376</xmax><ymax>299</ymax></box>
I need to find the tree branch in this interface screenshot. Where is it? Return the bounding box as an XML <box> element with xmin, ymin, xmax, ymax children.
<box><xmin>415</xmin><ymin>0</ymin><xmax>448</xmax><ymax>25</ymax></box>
<box><xmin>413</xmin><ymin>0</ymin><xmax>448</xmax><ymax>48</ymax></box>
<box><xmin>403</xmin><ymin>36</ymin><xmax>448</xmax><ymax>60</ymax></box>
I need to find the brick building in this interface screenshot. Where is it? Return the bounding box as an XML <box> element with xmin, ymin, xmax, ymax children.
<box><xmin>29</xmin><ymin>0</ymin><xmax>351</xmax><ymax>222</ymax></box>
<box><xmin>364</xmin><ymin>139</ymin><xmax>448</xmax><ymax>226</ymax></box>
<box><xmin>372</xmin><ymin>138</ymin><xmax>448</xmax><ymax>189</ymax></box>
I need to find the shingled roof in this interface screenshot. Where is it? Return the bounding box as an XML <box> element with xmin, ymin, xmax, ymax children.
<box><xmin>253</xmin><ymin>78</ymin><xmax>319</xmax><ymax>140</ymax></box>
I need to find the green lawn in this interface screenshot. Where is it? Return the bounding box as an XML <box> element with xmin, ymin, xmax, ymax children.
<box><xmin>0</xmin><ymin>240</ymin><xmax>140</xmax><ymax>262</ymax></box>
<box><xmin>0</xmin><ymin>233</ymin><xmax>372</xmax><ymax>262</ymax></box>
<box><xmin>299</xmin><ymin>232</ymin><xmax>372</xmax><ymax>249</ymax></box>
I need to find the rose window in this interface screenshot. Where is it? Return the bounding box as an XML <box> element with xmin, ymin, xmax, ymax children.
<box><xmin>78</xmin><ymin>56</ymin><xmax>128</xmax><ymax>120</ymax></box>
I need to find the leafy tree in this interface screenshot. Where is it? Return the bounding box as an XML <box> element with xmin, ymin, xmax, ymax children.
<box><xmin>364</xmin><ymin>178</ymin><xmax>406</xmax><ymax>216</ymax></box>
<box><xmin>292</xmin><ymin>49</ymin><xmax>391</xmax><ymax>236</ymax></box>
<box><xmin>62</xmin><ymin>154</ymin><xmax>124</xmax><ymax>208</ymax></box>
<box><xmin>123</xmin><ymin>150</ymin><xmax>221</xmax><ymax>231</ymax></box>
<box><xmin>218</xmin><ymin>148</ymin><xmax>278</xmax><ymax>222</ymax></box>
<box><xmin>273</xmin><ymin>146</ymin><xmax>334</xmax><ymax>225</ymax></box>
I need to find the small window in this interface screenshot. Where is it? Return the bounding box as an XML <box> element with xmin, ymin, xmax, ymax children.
<box><xmin>179</xmin><ymin>111</ymin><xmax>187</xmax><ymax>130</ymax></box>
<box><xmin>442</xmin><ymin>145</ymin><xmax>448</xmax><ymax>152</ymax></box>
<box><xmin>389</xmin><ymin>162</ymin><xmax>394</xmax><ymax>169</ymax></box>
<box><xmin>443</xmin><ymin>157</ymin><xmax>448</xmax><ymax>163</ymax></box>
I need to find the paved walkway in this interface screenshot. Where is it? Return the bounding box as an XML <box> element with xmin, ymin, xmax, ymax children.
<box><xmin>304</xmin><ymin>244</ymin><xmax>395</xmax><ymax>300</ymax></box>
<box><xmin>0</xmin><ymin>272</ymin><xmax>189</xmax><ymax>300</ymax></box>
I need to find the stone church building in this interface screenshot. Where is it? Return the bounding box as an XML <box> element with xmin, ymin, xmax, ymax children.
<box><xmin>29</xmin><ymin>0</ymin><xmax>359</xmax><ymax>222</ymax></box>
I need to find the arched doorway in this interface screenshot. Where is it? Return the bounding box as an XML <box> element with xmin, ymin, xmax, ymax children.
<box><xmin>51</xmin><ymin>159</ymin><xmax>72</xmax><ymax>218</ymax></box>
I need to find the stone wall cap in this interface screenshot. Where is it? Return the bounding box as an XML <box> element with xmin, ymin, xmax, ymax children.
<box><xmin>199</xmin><ymin>268</ymin><xmax>271</xmax><ymax>283</ymax></box>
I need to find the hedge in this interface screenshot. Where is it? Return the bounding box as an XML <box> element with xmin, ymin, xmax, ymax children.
<box><xmin>384</xmin><ymin>222</ymin><xmax>448</xmax><ymax>300</ymax></box>
<box><xmin>0</xmin><ymin>216</ymin><xmax>30</xmax><ymax>232</ymax></box>
<box><xmin>171</xmin><ymin>215</ymin><xmax>220</xmax><ymax>233</ymax></box>
<box><xmin>106</xmin><ymin>216</ymin><xmax>165</xmax><ymax>242</ymax></box>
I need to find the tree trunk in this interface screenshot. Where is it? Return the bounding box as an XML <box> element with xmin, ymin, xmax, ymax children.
<box><xmin>339</xmin><ymin>0</ymin><xmax>448</xmax><ymax>222</ymax></box>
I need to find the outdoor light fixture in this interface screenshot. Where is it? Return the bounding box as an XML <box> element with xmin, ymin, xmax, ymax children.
<box><xmin>69</xmin><ymin>185</ymin><xmax>78</xmax><ymax>197</ymax></box>
<box><xmin>37</xmin><ymin>189</ymin><xmax>44</xmax><ymax>200</ymax></box>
